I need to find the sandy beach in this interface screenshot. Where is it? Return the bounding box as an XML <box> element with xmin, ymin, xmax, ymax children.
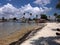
<box><xmin>21</xmin><ymin>23</ymin><xmax>60</xmax><ymax>45</ymax></box>
<box><xmin>0</xmin><ymin>23</ymin><xmax>60</xmax><ymax>45</ymax></box>
<box><xmin>0</xmin><ymin>23</ymin><xmax>44</xmax><ymax>45</ymax></box>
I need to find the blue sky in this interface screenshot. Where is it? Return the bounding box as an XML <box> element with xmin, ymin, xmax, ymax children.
<box><xmin>0</xmin><ymin>0</ymin><xmax>60</xmax><ymax>19</ymax></box>
<box><xmin>0</xmin><ymin>0</ymin><xmax>35</xmax><ymax>7</ymax></box>
<box><xmin>0</xmin><ymin>0</ymin><xmax>58</xmax><ymax>8</ymax></box>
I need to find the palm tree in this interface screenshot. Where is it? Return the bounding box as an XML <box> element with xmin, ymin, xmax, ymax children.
<box><xmin>30</xmin><ymin>13</ymin><xmax>32</xmax><ymax>16</ymax></box>
<box><xmin>56</xmin><ymin>15</ymin><xmax>60</xmax><ymax>22</ymax></box>
<box><xmin>22</xmin><ymin>13</ymin><xmax>26</xmax><ymax>23</ymax></box>
<box><xmin>48</xmin><ymin>16</ymin><xmax>50</xmax><ymax>21</ymax></box>
<box><xmin>2</xmin><ymin>17</ymin><xmax>7</xmax><ymax>22</ymax></box>
<box><xmin>36</xmin><ymin>15</ymin><xmax>38</xmax><ymax>19</ymax></box>
<box><xmin>13</xmin><ymin>17</ymin><xmax>17</xmax><ymax>21</ymax></box>
<box><xmin>23</xmin><ymin>13</ymin><xmax>25</xmax><ymax>15</ymax></box>
<box><xmin>2</xmin><ymin>17</ymin><xmax>4</xmax><ymax>20</ymax></box>
<box><xmin>35</xmin><ymin>15</ymin><xmax>38</xmax><ymax>23</ymax></box>
<box><xmin>23</xmin><ymin>13</ymin><xmax>25</xmax><ymax>19</ymax></box>
<box><xmin>30</xmin><ymin>13</ymin><xmax>32</xmax><ymax>21</ymax></box>
<box><xmin>23</xmin><ymin>13</ymin><xmax>25</xmax><ymax>18</ymax></box>
<box><xmin>54</xmin><ymin>13</ymin><xmax>57</xmax><ymax>21</ymax></box>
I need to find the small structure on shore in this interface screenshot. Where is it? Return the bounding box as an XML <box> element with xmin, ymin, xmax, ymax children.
<box><xmin>35</xmin><ymin>19</ymin><xmax>47</xmax><ymax>23</ymax></box>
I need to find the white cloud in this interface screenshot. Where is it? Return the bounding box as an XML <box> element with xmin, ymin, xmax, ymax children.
<box><xmin>0</xmin><ymin>3</ymin><xmax>52</xmax><ymax>19</ymax></box>
<box><xmin>0</xmin><ymin>3</ymin><xmax>21</xmax><ymax>19</ymax></box>
<box><xmin>34</xmin><ymin>0</ymin><xmax>51</xmax><ymax>6</ymax></box>
<box><xmin>20</xmin><ymin>4</ymin><xmax>52</xmax><ymax>18</ymax></box>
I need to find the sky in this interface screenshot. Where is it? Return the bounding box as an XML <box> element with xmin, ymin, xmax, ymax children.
<box><xmin>0</xmin><ymin>0</ymin><xmax>60</xmax><ymax>19</ymax></box>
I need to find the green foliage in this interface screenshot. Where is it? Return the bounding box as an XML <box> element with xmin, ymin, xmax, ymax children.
<box><xmin>56</xmin><ymin>15</ymin><xmax>60</xmax><ymax>22</ymax></box>
<box><xmin>13</xmin><ymin>17</ymin><xmax>17</xmax><ymax>20</ymax></box>
<box><xmin>56</xmin><ymin>15</ymin><xmax>60</xmax><ymax>18</ymax></box>
<box><xmin>41</xmin><ymin>14</ymin><xmax>47</xmax><ymax>20</ymax></box>
<box><xmin>2</xmin><ymin>17</ymin><xmax>5</xmax><ymax>20</ymax></box>
<box><xmin>56</xmin><ymin>1</ymin><xmax>60</xmax><ymax>9</ymax></box>
<box><xmin>56</xmin><ymin>0</ymin><xmax>60</xmax><ymax>9</ymax></box>
<box><xmin>2</xmin><ymin>17</ymin><xmax>7</xmax><ymax>21</ymax></box>
<box><xmin>54</xmin><ymin>13</ymin><xmax>57</xmax><ymax>16</ymax></box>
<box><xmin>36</xmin><ymin>15</ymin><xmax>38</xmax><ymax>18</ymax></box>
<box><xmin>23</xmin><ymin>13</ymin><xmax>25</xmax><ymax>15</ymax></box>
<box><xmin>33</xmin><ymin>18</ymin><xmax>36</xmax><ymax>20</ymax></box>
<box><xmin>28</xmin><ymin>18</ymin><xmax>32</xmax><ymax>21</ymax></box>
<box><xmin>30</xmin><ymin>13</ymin><xmax>32</xmax><ymax>16</ymax></box>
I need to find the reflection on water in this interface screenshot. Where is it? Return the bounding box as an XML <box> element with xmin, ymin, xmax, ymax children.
<box><xmin>0</xmin><ymin>22</ymin><xmax>35</xmax><ymax>38</ymax></box>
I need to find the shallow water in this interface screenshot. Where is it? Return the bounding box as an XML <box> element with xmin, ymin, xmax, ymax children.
<box><xmin>0</xmin><ymin>22</ymin><xmax>36</xmax><ymax>38</ymax></box>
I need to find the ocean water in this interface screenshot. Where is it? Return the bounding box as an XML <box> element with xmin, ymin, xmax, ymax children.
<box><xmin>0</xmin><ymin>22</ymin><xmax>35</xmax><ymax>38</ymax></box>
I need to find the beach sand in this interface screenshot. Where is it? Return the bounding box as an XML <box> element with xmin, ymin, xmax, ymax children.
<box><xmin>0</xmin><ymin>23</ymin><xmax>44</xmax><ymax>45</ymax></box>
<box><xmin>21</xmin><ymin>23</ymin><xmax>60</xmax><ymax>45</ymax></box>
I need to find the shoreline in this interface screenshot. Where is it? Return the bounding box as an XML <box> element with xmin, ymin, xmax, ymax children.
<box><xmin>21</xmin><ymin>23</ymin><xmax>60</xmax><ymax>45</ymax></box>
<box><xmin>0</xmin><ymin>23</ymin><xmax>45</xmax><ymax>45</ymax></box>
<box><xmin>9</xmin><ymin>24</ymin><xmax>45</xmax><ymax>45</ymax></box>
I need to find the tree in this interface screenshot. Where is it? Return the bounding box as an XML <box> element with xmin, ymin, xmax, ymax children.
<box><xmin>30</xmin><ymin>13</ymin><xmax>32</xmax><ymax>16</ymax></box>
<box><xmin>56</xmin><ymin>15</ymin><xmax>60</xmax><ymax>18</ymax></box>
<box><xmin>56</xmin><ymin>15</ymin><xmax>60</xmax><ymax>22</ymax></box>
<box><xmin>30</xmin><ymin>13</ymin><xmax>32</xmax><ymax>21</ymax></box>
<box><xmin>54</xmin><ymin>13</ymin><xmax>58</xmax><ymax>21</ymax></box>
<box><xmin>30</xmin><ymin>13</ymin><xmax>32</xmax><ymax>19</ymax></box>
<box><xmin>13</xmin><ymin>17</ymin><xmax>17</xmax><ymax>21</ymax></box>
<box><xmin>56</xmin><ymin>0</ymin><xmax>60</xmax><ymax>9</ymax></box>
<box><xmin>36</xmin><ymin>15</ymin><xmax>38</xmax><ymax>19</ymax></box>
<box><xmin>28</xmin><ymin>18</ymin><xmax>32</xmax><ymax>21</ymax></box>
<box><xmin>54</xmin><ymin>13</ymin><xmax>57</xmax><ymax>16</ymax></box>
<box><xmin>33</xmin><ymin>18</ymin><xmax>36</xmax><ymax>20</ymax></box>
<box><xmin>2</xmin><ymin>17</ymin><xmax>7</xmax><ymax>22</ymax></box>
<box><xmin>23</xmin><ymin>13</ymin><xmax>25</xmax><ymax>15</ymax></box>
<box><xmin>55</xmin><ymin>0</ymin><xmax>60</xmax><ymax>22</ymax></box>
<box><xmin>35</xmin><ymin>15</ymin><xmax>39</xmax><ymax>23</ymax></box>
<box><xmin>2</xmin><ymin>17</ymin><xmax>5</xmax><ymax>21</ymax></box>
<box><xmin>48</xmin><ymin>16</ymin><xmax>51</xmax><ymax>21</ymax></box>
<box><xmin>49</xmin><ymin>16</ymin><xmax>50</xmax><ymax>19</ymax></box>
<box><xmin>23</xmin><ymin>13</ymin><xmax>25</xmax><ymax>18</ymax></box>
<box><xmin>41</xmin><ymin>14</ymin><xmax>47</xmax><ymax>20</ymax></box>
